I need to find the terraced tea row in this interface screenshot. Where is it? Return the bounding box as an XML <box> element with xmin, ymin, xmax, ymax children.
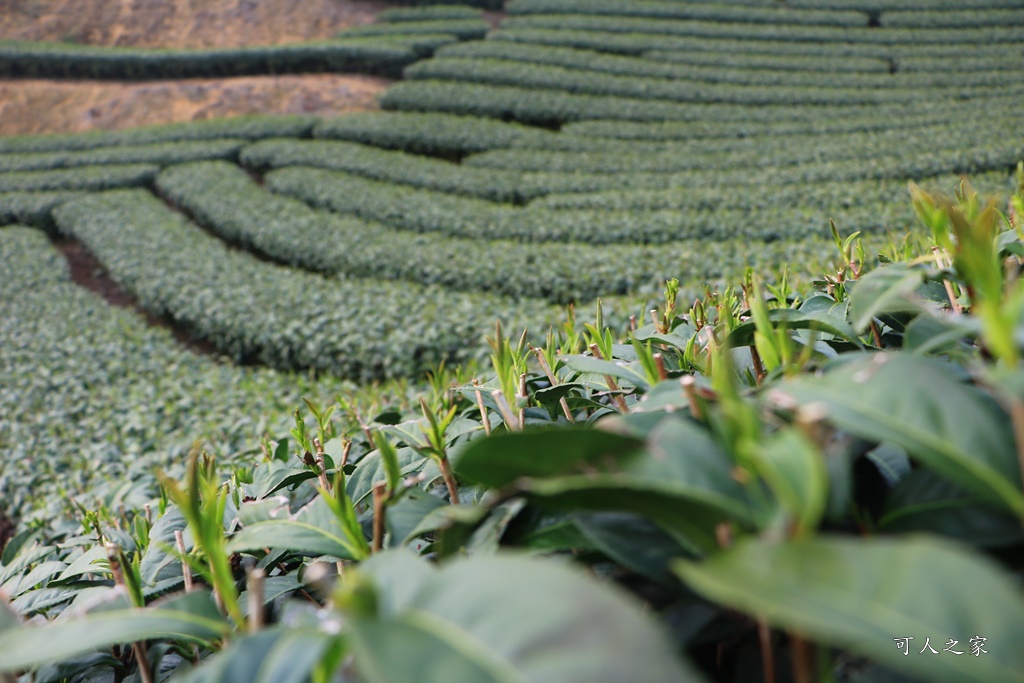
<box><xmin>157</xmin><ymin>160</ymin><xmax>834</xmax><ymax>303</ymax></box>
<box><xmin>0</xmin><ymin>226</ymin><xmax>348</xmax><ymax>527</ymax></box>
<box><xmin>52</xmin><ymin>190</ymin><xmax>551</xmax><ymax>381</ymax></box>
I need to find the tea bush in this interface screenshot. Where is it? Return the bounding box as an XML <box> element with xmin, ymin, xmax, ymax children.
<box><xmin>2</xmin><ymin>179</ymin><xmax>1023</xmax><ymax>683</ymax></box>
<box><xmin>0</xmin><ymin>163</ymin><xmax>158</xmax><ymax>192</ymax></box>
<box><xmin>52</xmin><ymin>190</ymin><xmax>552</xmax><ymax>380</ymax></box>
<box><xmin>0</xmin><ymin>139</ymin><xmax>246</xmax><ymax>174</ymax></box>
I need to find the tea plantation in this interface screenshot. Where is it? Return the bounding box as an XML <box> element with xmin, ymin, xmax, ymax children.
<box><xmin>2</xmin><ymin>1</ymin><xmax>1024</xmax><ymax>681</ymax></box>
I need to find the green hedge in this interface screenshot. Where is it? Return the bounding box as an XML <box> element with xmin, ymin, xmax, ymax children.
<box><xmin>265</xmin><ymin>165</ymin><xmax>917</xmax><ymax>245</ymax></box>
<box><xmin>381</xmin><ymin>79</ymin><xmax>1024</xmax><ymax>126</ymax></box>
<box><xmin>0</xmin><ymin>226</ymin><xmax>354</xmax><ymax>529</ymax></box>
<box><xmin>0</xmin><ymin>191</ymin><xmax>87</xmax><ymax>231</ymax></box>
<box><xmin>788</xmin><ymin>0</ymin><xmax>1024</xmax><ymax>9</ymax></box>
<box><xmin>240</xmin><ymin>138</ymin><xmax>525</xmax><ymax>202</ymax></box>
<box><xmin>444</xmin><ymin>39</ymin><xmax>891</xmax><ymax>73</ymax></box>
<box><xmin>313</xmin><ymin>111</ymin><xmax>553</xmax><ymax>157</ymax></box>
<box><xmin>0</xmin><ymin>36</ymin><xmax>451</xmax><ymax>80</ymax></box>
<box><xmin>0</xmin><ymin>164</ymin><xmax>158</xmax><ymax>193</ymax></box>
<box><xmin>378</xmin><ymin>5</ymin><xmax>483</xmax><ymax>21</ymax></box>
<box><xmin>0</xmin><ymin>139</ymin><xmax>245</xmax><ymax>174</ymax></box>
<box><xmin>897</xmin><ymin>54</ymin><xmax>1024</xmax><ymax>72</ymax></box>
<box><xmin>559</xmin><ymin>95</ymin><xmax>1024</xmax><ymax>139</ymax></box>
<box><xmin>53</xmin><ymin>190</ymin><xmax>550</xmax><ymax>380</ymax></box>
<box><xmin>158</xmin><ymin>161</ymin><xmax>815</xmax><ymax>303</ymax></box>
<box><xmin>881</xmin><ymin>8</ymin><xmax>1024</xmax><ymax>27</ymax></box>
<box><xmin>507</xmin><ymin>0</ymin><xmax>869</xmax><ymax>27</ymax></box>
<box><xmin>490</xmin><ymin>27</ymin><xmax>1022</xmax><ymax>59</ymax></box>
<box><xmin>533</xmin><ymin>171</ymin><xmax>1014</xmax><ymax>212</ymax></box>
<box><xmin>464</xmin><ymin>116</ymin><xmax>1023</xmax><ymax>174</ymax></box>
<box><xmin>404</xmin><ymin>57</ymin><xmax>1011</xmax><ymax>107</ymax></box>
<box><xmin>499</xmin><ymin>14</ymin><xmax>1024</xmax><ymax>44</ymax></box>
<box><xmin>434</xmin><ymin>41</ymin><xmax>1024</xmax><ymax>90</ymax></box>
<box><xmin>339</xmin><ymin>19</ymin><xmax>489</xmax><ymax>41</ymax></box>
<box><xmin>0</xmin><ymin>115</ymin><xmax>318</xmax><ymax>155</ymax></box>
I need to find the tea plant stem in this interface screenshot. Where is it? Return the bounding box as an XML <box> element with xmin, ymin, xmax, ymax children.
<box><xmin>174</xmin><ymin>530</ymin><xmax>193</xmax><ymax>592</ymax></box>
<box><xmin>518</xmin><ymin>373</ymin><xmax>528</xmax><ymax>429</ymax></box>
<box><xmin>105</xmin><ymin>544</ymin><xmax>153</xmax><ymax>683</ymax></box>
<box><xmin>247</xmin><ymin>568</ymin><xmax>265</xmax><ymax>632</ymax></box>
<box><xmin>749</xmin><ymin>346</ymin><xmax>767</xmax><ymax>383</ymax></box>
<box><xmin>473</xmin><ymin>380</ymin><xmax>492</xmax><ymax>435</ymax></box>
<box><xmin>438</xmin><ymin>456</ymin><xmax>461</xmax><ymax>505</ymax></box>
<box><xmin>790</xmin><ymin>632</ymin><xmax>815</xmax><ymax>683</ymax></box>
<box><xmin>869</xmin><ymin>320</ymin><xmax>883</xmax><ymax>348</ymax></box>
<box><xmin>589</xmin><ymin>344</ymin><xmax>629</xmax><ymax>412</ymax></box>
<box><xmin>312</xmin><ymin>437</ymin><xmax>331</xmax><ymax>492</ymax></box>
<box><xmin>491</xmin><ymin>389</ymin><xmax>520</xmax><ymax>430</ymax></box>
<box><xmin>372</xmin><ymin>482</ymin><xmax>387</xmax><ymax>553</ymax></box>
<box><xmin>758</xmin><ymin>619</ymin><xmax>776</xmax><ymax>683</ymax></box>
<box><xmin>653</xmin><ymin>353</ymin><xmax>668</xmax><ymax>381</ymax></box>
<box><xmin>531</xmin><ymin>346</ymin><xmax>575</xmax><ymax>423</ymax></box>
<box><xmin>681</xmin><ymin>375</ymin><xmax>704</xmax><ymax>420</ymax></box>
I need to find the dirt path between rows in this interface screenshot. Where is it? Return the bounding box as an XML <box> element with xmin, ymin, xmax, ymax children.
<box><xmin>0</xmin><ymin>74</ymin><xmax>389</xmax><ymax>136</ymax></box>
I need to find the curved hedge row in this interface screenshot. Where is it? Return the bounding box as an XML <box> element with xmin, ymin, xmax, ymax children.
<box><xmin>53</xmin><ymin>190</ymin><xmax>551</xmax><ymax>380</ymax></box>
<box><xmin>0</xmin><ymin>139</ymin><xmax>245</xmax><ymax>174</ymax></box>
<box><xmin>339</xmin><ymin>19</ymin><xmax>489</xmax><ymax>41</ymax></box>
<box><xmin>506</xmin><ymin>0</ymin><xmax>869</xmax><ymax>27</ymax></box>
<box><xmin>490</xmin><ymin>27</ymin><xmax>1024</xmax><ymax>60</ymax></box>
<box><xmin>265</xmin><ymin>165</ymin><xmax>916</xmax><ymax>245</ymax></box>
<box><xmin>499</xmin><ymin>15</ymin><xmax>1024</xmax><ymax>44</ymax></box>
<box><xmin>381</xmin><ymin>79</ymin><xmax>1023</xmax><ymax>126</ymax></box>
<box><xmin>443</xmin><ymin>40</ymin><xmax>892</xmax><ymax>74</ymax></box>
<box><xmin>428</xmin><ymin>42</ymin><xmax>1024</xmax><ymax>90</ymax></box>
<box><xmin>0</xmin><ymin>36</ymin><xmax>454</xmax><ymax>80</ymax></box>
<box><xmin>788</xmin><ymin>0</ymin><xmax>1024</xmax><ymax>9</ymax></box>
<box><xmin>313</xmin><ymin>111</ymin><xmax>552</xmax><ymax>157</ymax></box>
<box><xmin>464</xmin><ymin>116</ymin><xmax>1023</xmax><ymax>173</ymax></box>
<box><xmin>0</xmin><ymin>115</ymin><xmax>318</xmax><ymax>155</ymax></box>
<box><xmin>157</xmin><ymin>161</ymin><xmax>820</xmax><ymax>303</ymax></box>
<box><xmin>881</xmin><ymin>8</ymin><xmax>1024</xmax><ymax>27</ymax></box>
<box><xmin>405</xmin><ymin>57</ymin><xmax>1018</xmax><ymax>108</ymax></box>
<box><xmin>0</xmin><ymin>191</ymin><xmax>87</xmax><ymax>231</ymax></box>
<box><xmin>533</xmin><ymin>171</ymin><xmax>1013</xmax><ymax>212</ymax></box>
<box><xmin>379</xmin><ymin>6</ymin><xmax>483</xmax><ymax>21</ymax></box>
<box><xmin>0</xmin><ymin>164</ymin><xmax>158</xmax><ymax>193</ymax></box>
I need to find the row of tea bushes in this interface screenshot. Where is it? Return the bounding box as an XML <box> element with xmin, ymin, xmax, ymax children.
<box><xmin>643</xmin><ymin>48</ymin><xmax>1024</xmax><ymax>73</ymax></box>
<box><xmin>498</xmin><ymin>14</ymin><xmax>1024</xmax><ymax>45</ymax></box>
<box><xmin>0</xmin><ymin>139</ymin><xmax>246</xmax><ymax>174</ymax></box>
<box><xmin>463</xmin><ymin>116</ymin><xmax>1024</xmax><ymax>174</ymax></box>
<box><xmin>490</xmin><ymin>27</ymin><xmax>1022</xmax><ymax>60</ymax></box>
<box><xmin>0</xmin><ymin>115</ymin><xmax>317</xmax><ymax>155</ymax></box>
<box><xmin>157</xmin><ymin>161</ymin><xmax>834</xmax><ymax>303</ymax></box>
<box><xmin>881</xmin><ymin>8</ymin><xmax>1024</xmax><ymax>27</ymax></box>
<box><xmin>380</xmin><ymin>79</ymin><xmax>1021</xmax><ymax>126</ymax></box>
<box><xmin>560</xmin><ymin>94</ymin><xmax>1023</xmax><ymax>139</ymax></box>
<box><xmin>506</xmin><ymin>0</ymin><xmax>869</xmax><ymax>27</ymax></box>
<box><xmin>265</xmin><ymin>165</ymin><xmax>916</xmax><ymax>244</ymax></box>
<box><xmin>313</xmin><ymin>111</ymin><xmax>553</xmax><ymax>157</ymax></box>
<box><xmin>52</xmin><ymin>190</ymin><xmax>551</xmax><ymax>380</ymax></box>
<box><xmin>440</xmin><ymin>40</ymin><xmax>894</xmax><ymax>76</ymax></box>
<box><xmin>786</xmin><ymin>0</ymin><xmax>1024</xmax><ymax>9</ymax></box>
<box><xmin>0</xmin><ymin>164</ymin><xmax>158</xmax><ymax>193</ymax></box>
<box><xmin>404</xmin><ymin>57</ymin><xmax>1016</xmax><ymax>107</ymax></box>
<box><xmin>0</xmin><ymin>225</ymin><xmax>349</xmax><ymax>529</ymax></box>
<box><xmin>431</xmin><ymin>41</ymin><xmax>1024</xmax><ymax>90</ymax></box>
<box><xmin>0</xmin><ymin>191</ymin><xmax>86</xmax><ymax>230</ymax></box>
<box><xmin>339</xmin><ymin>19</ymin><xmax>489</xmax><ymax>41</ymax></box>
<box><xmin>0</xmin><ymin>35</ymin><xmax>453</xmax><ymax>80</ymax></box>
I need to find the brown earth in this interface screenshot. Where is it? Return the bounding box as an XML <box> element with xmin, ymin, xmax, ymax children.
<box><xmin>0</xmin><ymin>0</ymin><xmax>400</xmax><ymax>135</ymax></box>
<box><xmin>0</xmin><ymin>0</ymin><xmax>396</xmax><ymax>48</ymax></box>
<box><xmin>0</xmin><ymin>75</ymin><xmax>389</xmax><ymax>136</ymax></box>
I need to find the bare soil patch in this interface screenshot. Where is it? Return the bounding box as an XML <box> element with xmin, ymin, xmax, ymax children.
<box><xmin>56</xmin><ymin>238</ymin><xmax>218</xmax><ymax>356</ymax></box>
<box><xmin>0</xmin><ymin>74</ymin><xmax>389</xmax><ymax>136</ymax></box>
<box><xmin>0</xmin><ymin>0</ymin><xmax>398</xmax><ymax>135</ymax></box>
<box><xmin>0</xmin><ymin>0</ymin><xmax>397</xmax><ymax>48</ymax></box>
